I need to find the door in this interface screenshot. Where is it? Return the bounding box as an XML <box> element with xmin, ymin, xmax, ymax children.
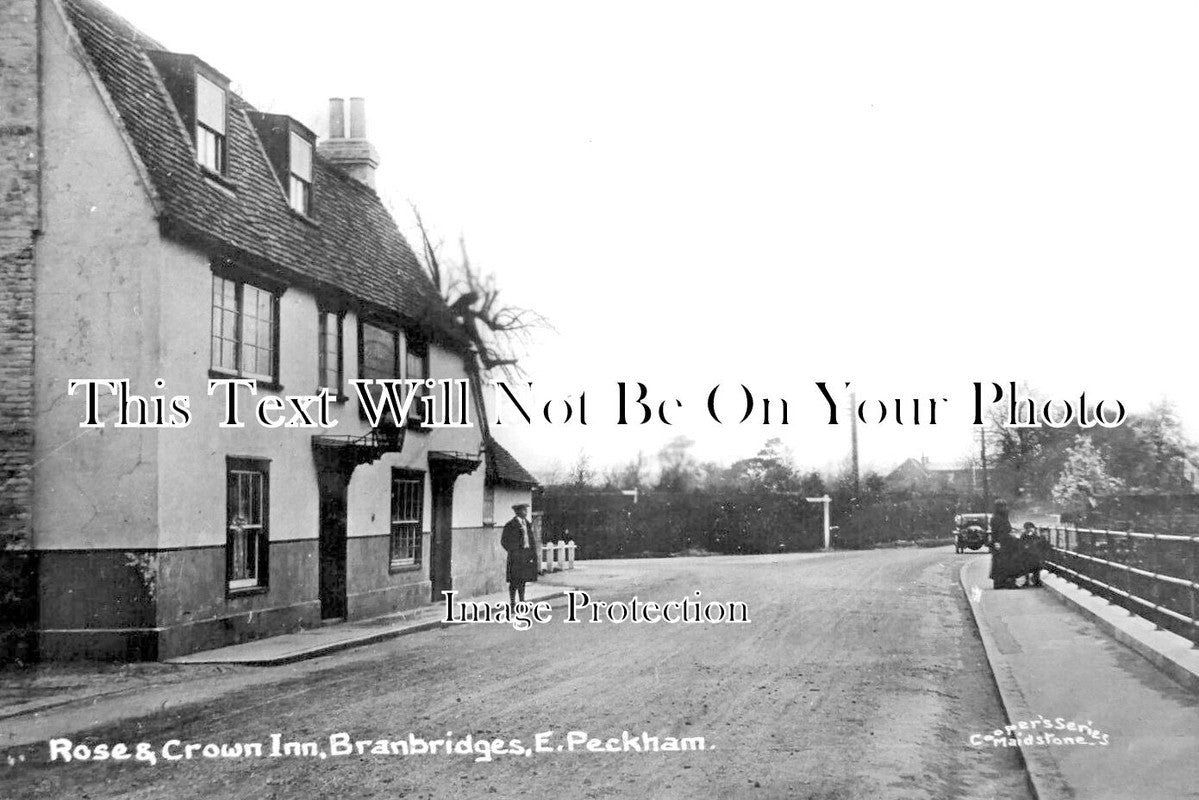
<box><xmin>429</xmin><ymin>470</ymin><xmax>455</xmax><ymax>602</ymax></box>
<box><xmin>317</xmin><ymin>469</ymin><xmax>348</xmax><ymax>620</ymax></box>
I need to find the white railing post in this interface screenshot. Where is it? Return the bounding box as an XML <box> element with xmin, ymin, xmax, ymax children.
<box><xmin>566</xmin><ymin>540</ymin><xmax>576</xmax><ymax>569</ymax></box>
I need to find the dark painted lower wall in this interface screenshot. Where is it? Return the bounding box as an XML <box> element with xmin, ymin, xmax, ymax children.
<box><xmin>346</xmin><ymin>533</ymin><xmax>432</xmax><ymax>619</ymax></box>
<box><xmin>37</xmin><ymin>542</ymin><xmax>323</xmax><ymax>660</ymax></box>
<box><xmin>452</xmin><ymin>526</ymin><xmax>508</xmax><ymax>598</ymax></box>
<box><xmin>36</xmin><ymin>527</ymin><xmax>508</xmax><ymax>660</ymax></box>
<box><xmin>0</xmin><ymin>550</ymin><xmax>37</xmax><ymax>663</ymax></box>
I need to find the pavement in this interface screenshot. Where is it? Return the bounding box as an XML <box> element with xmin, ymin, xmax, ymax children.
<box><xmin>166</xmin><ymin>583</ymin><xmax>573</xmax><ymax>666</ymax></box>
<box><xmin>960</xmin><ymin>555</ymin><xmax>1199</xmax><ymax>800</ymax></box>
<box><xmin>0</xmin><ymin>581</ymin><xmax>573</xmax><ymax>749</ymax></box>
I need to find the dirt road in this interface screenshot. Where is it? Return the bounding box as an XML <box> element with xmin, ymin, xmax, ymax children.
<box><xmin>3</xmin><ymin>549</ymin><xmax>1032</xmax><ymax>800</ymax></box>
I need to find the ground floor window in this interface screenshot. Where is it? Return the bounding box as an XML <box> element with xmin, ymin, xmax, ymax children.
<box><xmin>391</xmin><ymin>469</ymin><xmax>424</xmax><ymax>567</ymax></box>
<box><xmin>227</xmin><ymin>457</ymin><xmax>269</xmax><ymax>591</ymax></box>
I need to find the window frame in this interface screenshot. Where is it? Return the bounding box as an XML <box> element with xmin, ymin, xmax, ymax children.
<box><xmin>195</xmin><ymin>73</ymin><xmax>227</xmax><ymax>175</ymax></box>
<box><xmin>210</xmin><ymin>271</ymin><xmax>281</xmax><ymax>387</ymax></box>
<box><xmin>356</xmin><ymin>320</ymin><xmax>427</xmax><ymax>428</ymax></box>
<box><xmin>226</xmin><ymin>456</ymin><xmax>270</xmax><ymax>595</ymax></box>
<box><xmin>288</xmin><ymin>130</ymin><xmax>313</xmax><ymax>215</ymax></box>
<box><xmin>389</xmin><ymin>468</ymin><xmax>425</xmax><ymax>570</ymax></box>
<box><xmin>317</xmin><ymin>308</ymin><xmax>344</xmax><ymax>400</ymax></box>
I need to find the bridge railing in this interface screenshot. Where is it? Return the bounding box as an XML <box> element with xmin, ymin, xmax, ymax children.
<box><xmin>1040</xmin><ymin>526</ymin><xmax>1199</xmax><ymax>647</ymax></box>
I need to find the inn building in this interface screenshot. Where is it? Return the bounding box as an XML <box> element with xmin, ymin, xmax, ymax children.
<box><xmin>0</xmin><ymin>0</ymin><xmax>536</xmax><ymax>660</ymax></box>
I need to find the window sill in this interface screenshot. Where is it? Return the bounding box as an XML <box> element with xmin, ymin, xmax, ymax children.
<box><xmin>200</xmin><ymin>165</ymin><xmax>236</xmax><ymax>193</ymax></box>
<box><xmin>388</xmin><ymin>562</ymin><xmax>423</xmax><ymax>575</ymax></box>
<box><xmin>288</xmin><ymin>206</ymin><xmax>320</xmax><ymax>227</ymax></box>
<box><xmin>209</xmin><ymin>369</ymin><xmax>283</xmax><ymax>393</ymax></box>
<box><xmin>227</xmin><ymin>584</ymin><xmax>268</xmax><ymax>599</ymax></box>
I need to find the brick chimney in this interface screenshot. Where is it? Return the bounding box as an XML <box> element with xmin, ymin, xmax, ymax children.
<box><xmin>317</xmin><ymin>96</ymin><xmax>379</xmax><ymax>189</ymax></box>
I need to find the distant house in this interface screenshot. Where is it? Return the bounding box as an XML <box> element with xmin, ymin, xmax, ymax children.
<box><xmin>483</xmin><ymin>438</ymin><xmax>540</xmax><ymax>527</ymax></box>
<box><xmin>885</xmin><ymin>457</ymin><xmax>980</xmax><ymax>494</ymax></box>
<box><xmin>0</xmin><ymin>0</ymin><xmax>537</xmax><ymax>660</ymax></box>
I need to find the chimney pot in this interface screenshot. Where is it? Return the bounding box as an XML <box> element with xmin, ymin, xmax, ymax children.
<box><xmin>328</xmin><ymin>98</ymin><xmax>345</xmax><ymax>139</ymax></box>
<box><xmin>317</xmin><ymin>96</ymin><xmax>379</xmax><ymax>189</ymax></box>
<box><xmin>349</xmin><ymin>97</ymin><xmax>366</xmax><ymax>139</ymax></box>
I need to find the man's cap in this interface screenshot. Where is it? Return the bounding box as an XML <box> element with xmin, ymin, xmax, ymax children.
<box><xmin>512</xmin><ymin>503</ymin><xmax>529</xmax><ymax>510</ymax></box>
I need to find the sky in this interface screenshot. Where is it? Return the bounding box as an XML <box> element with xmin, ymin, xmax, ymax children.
<box><xmin>103</xmin><ymin>0</ymin><xmax>1199</xmax><ymax>479</ymax></box>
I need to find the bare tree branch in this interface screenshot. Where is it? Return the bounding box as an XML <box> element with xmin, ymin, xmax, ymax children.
<box><xmin>410</xmin><ymin>208</ymin><xmax>551</xmax><ymax>381</ymax></box>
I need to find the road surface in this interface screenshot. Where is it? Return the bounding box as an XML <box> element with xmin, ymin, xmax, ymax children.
<box><xmin>4</xmin><ymin>549</ymin><xmax>1033</xmax><ymax>800</ymax></box>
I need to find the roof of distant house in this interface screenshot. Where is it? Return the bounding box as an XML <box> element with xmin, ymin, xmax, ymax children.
<box><xmin>62</xmin><ymin>0</ymin><xmax>445</xmax><ymax>329</ymax></box>
<box><xmin>485</xmin><ymin>439</ymin><xmax>539</xmax><ymax>488</ymax></box>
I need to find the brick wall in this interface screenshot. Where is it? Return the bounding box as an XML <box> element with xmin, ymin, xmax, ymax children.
<box><xmin>1</xmin><ymin>0</ymin><xmax>40</xmax><ymax>661</ymax></box>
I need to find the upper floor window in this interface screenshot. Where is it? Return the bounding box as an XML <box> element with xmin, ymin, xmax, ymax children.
<box><xmin>318</xmin><ymin>310</ymin><xmax>343</xmax><ymax>396</ymax></box>
<box><xmin>288</xmin><ymin>132</ymin><xmax>313</xmax><ymax>215</ymax></box>
<box><xmin>359</xmin><ymin>322</ymin><xmax>427</xmax><ymax>425</ymax></box>
<box><xmin>212</xmin><ymin>274</ymin><xmax>278</xmax><ymax>384</ymax></box>
<box><xmin>196</xmin><ymin>74</ymin><xmax>227</xmax><ymax>173</ymax></box>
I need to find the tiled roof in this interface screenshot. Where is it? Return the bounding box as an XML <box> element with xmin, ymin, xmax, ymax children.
<box><xmin>486</xmin><ymin>439</ymin><xmax>539</xmax><ymax>487</ymax></box>
<box><xmin>62</xmin><ymin>0</ymin><xmax>442</xmax><ymax>325</ymax></box>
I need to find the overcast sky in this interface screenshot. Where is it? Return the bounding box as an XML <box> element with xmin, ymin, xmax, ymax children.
<box><xmin>104</xmin><ymin>0</ymin><xmax>1199</xmax><ymax>479</ymax></box>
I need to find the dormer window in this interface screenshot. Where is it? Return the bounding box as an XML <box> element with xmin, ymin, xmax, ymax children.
<box><xmin>196</xmin><ymin>74</ymin><xmax>227</xmax><ymax>173</ymax></box>
<box><xmin>288</xmin><ymin>132</ymin><xmax>313</xmax><ymax>215</ymax></box>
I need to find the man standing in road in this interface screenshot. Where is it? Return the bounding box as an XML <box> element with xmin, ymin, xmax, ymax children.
<box><xmin>501</xmin><ymin>503</ymin><xmax>538</xmax><ymax>609</ymax></box>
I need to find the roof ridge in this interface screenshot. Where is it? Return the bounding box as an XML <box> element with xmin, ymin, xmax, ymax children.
<box><xmin>61</xmin><ymin>0</ymin><xmax>452</xmax><ymax>334</ymax></box>
<box><xmin>66</xmin><ymin>0</ymin><xmax>167</xmax><ymax>52</ymax></box>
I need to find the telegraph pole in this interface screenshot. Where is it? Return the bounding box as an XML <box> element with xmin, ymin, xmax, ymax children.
<box><xmin>980</xmin><ymin>426</ymin><xmax>991</xmax><ymax>511</ymax></box>
<box><xmin>850</xmin><ymin>391</ymin><xmax>860</xmax><ymax>496</ymax></box>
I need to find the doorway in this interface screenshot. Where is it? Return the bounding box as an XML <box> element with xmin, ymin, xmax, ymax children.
<box><xmin>317</xmin><ymin>467</ymin><xmax>348</xmax><ymax>620</ymax></box>
<box><xmin>428</xmin><ymin>469</ymin><xmax>455</xmax><ymax>603</ymax></box>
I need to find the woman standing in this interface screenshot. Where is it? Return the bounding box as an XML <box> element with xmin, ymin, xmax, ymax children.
<box><xmin>988</xmin><ymin>499</ymin><xmax>1018</xmax><ymax>589</ymax></box>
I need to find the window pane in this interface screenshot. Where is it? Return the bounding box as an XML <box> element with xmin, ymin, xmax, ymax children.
<box><xmin>289</xmin><ymin>178</ymin><xmax>309</xmax><ymax>214</ymax></box>
<box><xmin>319</xmin><ymin>313</ymin><xmax>340</xmax><ymax>392</ymax></box>
<box><xmin>390</xmin><ymin>473</ymin><xmax>424</xmax><ymax>564</ymax></box>
<box><xmin>228</xmin><ymin>465</ymin><xmax>267</xmax><ymax>587</ymax></box>
<box><xmin>196</xmin><ymin>75</ymin><xmax>226</xmax><ymax>133</ymax></box>
<box><xmin>406</xmin><ymin>349</ymin><xmax>426</xmax><ymax>381</ymax></box>
<box><xmin>197</xmin><ymin>126</ymin><xmax>217</xmax><ymax>170</ymax></box>
<box><xmin>289</xmin><ymin>131</ymin><xmax>312</xmax><ymax>181</ymax></box>
<box><xmin>362</xmin><ymin>324</ymin><xmax>397</xmax><ymax>379</ymax></box>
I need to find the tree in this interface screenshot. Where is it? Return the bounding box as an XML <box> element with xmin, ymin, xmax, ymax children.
<box><xmin>602</xmin><ymin>452</ymin><xmax>647</xmax><ymax>491</ymax></box>
<box><xmin>862</xmin><ymin>471</ymin><xmax>886</xmax><ymax>498</ymax></box>
<box><xmin>1089</xmin><ymin>399</ymin><xmax>1195</xmax><ymax>492</ymax></box>
<box><xmin>1052</xmin><ymin>435</ymin><xmax>1124</xmax><ymax>517</ymax></box>
<box><xmin>538</xmin><ymin>460</ymin><xmax>566</xmax><ymax>486</ymax></box>
<box><xmin>412</xmin><ymin>208</ymin><xmax>549</xmax><ymax>380</ymax></box>
<box><xmin>1130</xmin><ymin>400</ymin><xmax>1193</xmax><ymax>491</ymax></box>
<box><xmin>657</xmin><ymin>436</ymin><xmax>698</xmax><ymax>492</ymax></box>
<box><xmin>567</xmin><ymin>451</ymin><xmax>595</xmax><ymax>488</ymax></box>
<box><xmin>727</xmin><ymin>438</ymin><xmax>799</xmax><ymax>492</ymax></box>
<box><xmin>798</xmin><ymin>471</ymin><xmax>827</xmax><ymax>497</ymax></box>
<box><xmin>985</xmin><ymin>386</ymin><xmax>1077</xmax><ymax>501</ymax></box>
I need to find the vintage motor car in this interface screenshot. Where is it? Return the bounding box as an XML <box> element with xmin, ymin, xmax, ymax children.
<box><xmin>953</xmin><ymin>513</ymin><xmax>991</xmax><ymax>553</ymax></box>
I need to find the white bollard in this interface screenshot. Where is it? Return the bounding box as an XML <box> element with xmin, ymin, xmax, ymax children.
<box><xmin>566</xmin><ymin>540</ymin><xmax>576</xmax><ymax>569</ymax></box>
<box><xmin>555</xmin><ymin>540</ymin><xmax>566</xmax><ymax>572</ymax></box>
